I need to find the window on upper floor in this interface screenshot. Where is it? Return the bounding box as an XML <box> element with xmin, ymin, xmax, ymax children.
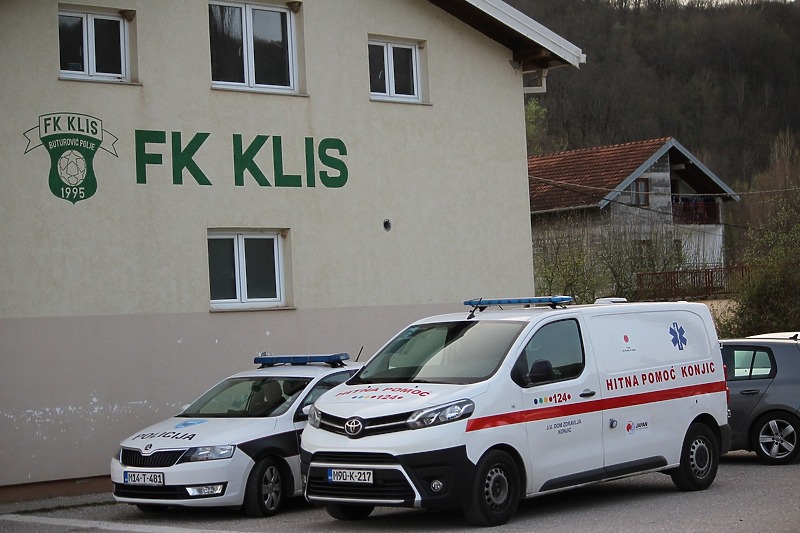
<box><xmin>58</xmin><ymin>10</ymin><xmax>129</xmax><ymax>82</ymax></box>
<box><xmin>208</xmin><ymin>231</ymin><xmax>287</xmax><ymax>310</ymax></box>
<box><xmin>368</xmin><ymin>39</ymin><xmax>423</xmax><ymax>102</ymax></box>
<box><xmin>208</xmin><ymin>2</ymin><xmax>297</xmax><ymax>93</ymax></box>
<box><xmin>630</xmin><ymin>178</ymin><xmax>650</xmax><ymax>206</ymax></box>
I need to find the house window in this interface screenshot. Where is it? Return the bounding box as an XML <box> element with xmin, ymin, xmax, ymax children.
<box><xmin>368</xmin><ymin>40</ymin><xmax>420</xmax><ymax>101</ymax></box>
<box><xmin>630</xmin><ymin>178</ymin><xmax>649</xmax><ymax>206</ymax></box>
<box><xmin>58</xmin><ymin>10</ymin><xmax>128</xmax><ymax>81</ymax></box>
<box><xmin>209</xmin><ymin>2</ymin><xmax>296</xmax><ymax>92</ymax></box>
<box><xmin>208</xmin><ymin>232</ymin><xmax>285</xmax><ymax>309</ymax></box>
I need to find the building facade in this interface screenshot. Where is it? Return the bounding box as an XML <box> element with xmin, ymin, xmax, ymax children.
<box><xmin>0</xmin><ymin>0</ymin><xmax>582</xmax><ymax>490</ymax></box>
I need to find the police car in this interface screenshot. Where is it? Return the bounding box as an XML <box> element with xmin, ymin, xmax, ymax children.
<box><xmin>301</xmin><ymin>297</ymin><xmax>730</xmax><ymax>526</ymax></box>
<box><xmin>111</xmin><ymin>353</ymin><xmax>360</xmax><ymax>516</ymax></box>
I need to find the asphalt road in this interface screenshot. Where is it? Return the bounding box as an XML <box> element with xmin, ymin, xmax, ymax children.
<box><xmin>1</xmin><ymin>451</ymin><xmax>797</xmax><ymax>533</ymax></box>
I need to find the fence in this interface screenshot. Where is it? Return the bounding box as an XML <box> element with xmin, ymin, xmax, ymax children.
<box><xmin>636</xmin><ymin>265</ymin><xmax>752</xmax><ymax>300</ymax></box>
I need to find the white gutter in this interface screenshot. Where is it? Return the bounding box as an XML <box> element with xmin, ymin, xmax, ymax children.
<box><xmin>466</xmin><ymin>0</ymin><xmax>586</xmax><ymax>67</ymax></box>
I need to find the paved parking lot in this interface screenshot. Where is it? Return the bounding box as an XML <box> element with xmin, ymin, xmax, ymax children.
<box><xmin>1</xmin><ymin>451</ymin><xmax>798</xmax><ymax>533</ymax></box>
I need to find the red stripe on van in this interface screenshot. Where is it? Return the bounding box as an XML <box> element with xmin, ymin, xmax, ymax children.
<box><xmin>465</xmin><ymin>380</ymin><xmax>727</xmax><ymax>432</ymax></box>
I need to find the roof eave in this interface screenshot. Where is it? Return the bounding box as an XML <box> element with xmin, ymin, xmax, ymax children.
<box><xmin>428</xmin><ymin>0</ymin><xmax>586</xmax><ymax>68</ymax></box>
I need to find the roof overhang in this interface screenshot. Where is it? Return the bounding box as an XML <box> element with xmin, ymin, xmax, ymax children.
<box><xmin>598</xmin><ymin>138</ymin><xmax>740</xmax><ymax>209</ymax></box>
<box><xmin>427</xmin><ymin>0</ymin><xmax>586</xmax><ymax>69</ymax></box>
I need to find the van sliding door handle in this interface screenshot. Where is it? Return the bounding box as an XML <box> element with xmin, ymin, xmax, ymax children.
<box><xmin>580</xmin><ymin>389</ymin><xmax>596</xmax><ymax>398</ymax></box>
<box><xmin>740</xmin><ymin>389</ymin><xmax>761</xmax><ymax>396</ymax></box>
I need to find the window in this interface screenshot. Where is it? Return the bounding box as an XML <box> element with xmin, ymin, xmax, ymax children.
<box><xmin>721</xmin><ymin>347</ymin><xmax>775</xmax><ymax>380</ymax></box>
<box><xmin>368</xmin><ymin>40</ymin><xmax>421</xmax><ymax>101</ymax></box>
<box><xmin>207</xmin><ymin>232</ymin><xmax>285</xmax><ymax>309</ymax></box>
<box><xmin>299</xmin><ymin>371</ymin><xmax>355</xmax><ymax>412</ymax></box>
<box><xmin>209</xmin><ymin>2</ymin><xmax>296</xmax><ymax>92</ymax></box>
<box><xmin>59</xmin><ymin>10</ymin><xmax>129</xmax><ymax>81</ymax></box>
<box><xmin>516</xmin><ymin>319</ymin><xmax>585</xmax><ymax>386</ymax></box>
<box><xmin>630</xmin><ymin>178</ymin><xmax>650</xmax><ymax>206</ymax></box>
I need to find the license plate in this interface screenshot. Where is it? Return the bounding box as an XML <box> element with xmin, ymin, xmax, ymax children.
<box><xmin>124</xmin><ymin>471</ymin><xmax>164</xmax><ymax>485</ymax></box>
<box><xmin>328</xmin><ymin>468</ymin><xmax>373</xmax><ymax>484</ymax></box>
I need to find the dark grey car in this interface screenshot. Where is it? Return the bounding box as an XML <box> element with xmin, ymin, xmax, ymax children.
<box><xmin>720</xmin><ymin>336</ymin><xmax>800</xmax><ymax>465</ymax></box>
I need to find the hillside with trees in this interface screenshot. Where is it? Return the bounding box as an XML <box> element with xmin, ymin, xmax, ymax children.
<box><xmin>509</xmin><ymin>0</ymin><xmax>800</xmax><ymax>333</ymax></box>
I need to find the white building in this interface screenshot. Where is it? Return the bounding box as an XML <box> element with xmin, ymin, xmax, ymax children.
<box><xmin>0</xmin><ymin>0</ymin><xmax>582</xmax><ymax>497</ymax></box>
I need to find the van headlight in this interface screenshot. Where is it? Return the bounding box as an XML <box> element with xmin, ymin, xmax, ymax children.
<box><xmin>179</xmin><ymin>445</ymin><xmax>235</xmax><ymax>463</ymax></box>
<box><xmin>308</xmin><ymin>405</ymin><xmax>322</xmax><ymax>428</ymax></box>
<box><xmin>407</xmin><ymin>399</ymin><xmax>475</xmax><ymax>429</ymax></box>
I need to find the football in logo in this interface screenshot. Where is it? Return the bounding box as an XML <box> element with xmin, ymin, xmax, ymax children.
<box><xmin>57</xmin><ymin>149</ymin><xmax>87</xmax><ymax>186</ymax></box>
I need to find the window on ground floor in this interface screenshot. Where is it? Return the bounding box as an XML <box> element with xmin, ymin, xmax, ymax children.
<box><xmin>208</xmin><ymin>231</ymin><xmax>286</xmax><ymax>309</ymax></box>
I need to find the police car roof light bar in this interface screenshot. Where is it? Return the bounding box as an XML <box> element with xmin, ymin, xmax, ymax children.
<box><xmin>464</xmin><ymin>296</ymin><xmax>572</xmax><ymax>318</ymax></box>
<box><xmin>254</xmin><ymin>353</ymin><xmax>350</xmax><ymax>368</ymax></box>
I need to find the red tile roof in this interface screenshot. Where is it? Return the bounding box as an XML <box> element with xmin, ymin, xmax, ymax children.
<box><xmin>528</xmin><ymin>137</ymin><xmax>673</xmax><ymax>213</ymax></box>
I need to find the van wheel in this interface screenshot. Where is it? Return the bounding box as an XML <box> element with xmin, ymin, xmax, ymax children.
<box><xmin>462</xmin><ymin>450</ymin><xmax>520</xmax><ymax>527</ymax></box>
<box><xmin>325</xmin><ymin>504</ymin><xmax>374</xmax><ymax>520</ymax></box>
<box><xmin>670</xmin><ymin>423</ymin><xmax>719</xmax><ymax>491</ymax></box>
<box><xmin>243</xmin><ymin>457</ymin><xmax>284</xmax><ymax>517</ymax></box>
<box><xmin>751</xmin><ymin>412</ymin><xmax>800</xmax><ymax>465</ymax></box>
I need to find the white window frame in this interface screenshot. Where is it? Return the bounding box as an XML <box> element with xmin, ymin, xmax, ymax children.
<box><xmin>58</xmin><ymin>11</ymin><xmax>129</xmax><ymax>82</ymax></box>
<box><xmin>209</xmin><ymin>1</ymin><xmax>297</xmax><ymax>94</ymax></box>
<box><xmin>369</xmin><ymin>40</ymin><xmax>421</xmax><ymax>102</ymax></box>
<box><xmin>208</xmin><ymin>232</ymin><xmax>285</xmax><ymax>310</ymax></box>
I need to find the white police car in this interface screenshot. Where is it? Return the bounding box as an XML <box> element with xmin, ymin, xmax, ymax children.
<box><xmin>111</xmin><ymin>353</ymin><xmax>359</xmax><ymax>517</ymax></box>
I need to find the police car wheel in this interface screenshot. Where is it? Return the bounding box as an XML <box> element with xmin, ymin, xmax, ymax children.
<box><xmin>751</xmin><ymin>412</ymin><xmax>800</xmax><ymax>465</ymax></box>
<box><xmin>325</xmin><ymin>504</ymin><xmax>374</xmax><ymax>520</ymax></box>
<box><xmin>670</xmin><ymin>423</ymin><xmax>719</xmax><ymax>491</ymax></box>
<box><xmin>243</xmin><ymin>457</ymin><xmax>284</xmax><ymax>517</ymax></box>
<box><xmin>462</xmin><ymin>450</ymin><xmax>520</xmax><ymax>527</ymax></box>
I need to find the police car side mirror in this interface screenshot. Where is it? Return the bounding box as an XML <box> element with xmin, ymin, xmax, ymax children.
<box><xmin>294</xmin><ymin>404</ymin><xmax>312</xmax><ymax>423</ymax></box>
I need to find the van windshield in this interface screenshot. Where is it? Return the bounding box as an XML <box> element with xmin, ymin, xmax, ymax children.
<box><xmin>351</xmin><ymin>320</ymin><xmax>526</xmax><ymax>385</ymax></box>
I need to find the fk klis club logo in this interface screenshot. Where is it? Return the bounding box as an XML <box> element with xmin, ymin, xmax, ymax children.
<box><xmin>24</xmin><ymin>112</ymin><xmax>118</xmax><ymax>204</ymax></box>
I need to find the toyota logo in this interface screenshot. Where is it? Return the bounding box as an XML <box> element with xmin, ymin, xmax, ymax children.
<box><xmin>344</xmin><ymin>417</ymin><xmax>364</xmax><ymax>437</ymax></box>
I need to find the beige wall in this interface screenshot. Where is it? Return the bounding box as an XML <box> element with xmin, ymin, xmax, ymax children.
<box><xmin>0</xmin><ymin>0</ymin><xmax>536</xmax><ymax>485</ymax></box>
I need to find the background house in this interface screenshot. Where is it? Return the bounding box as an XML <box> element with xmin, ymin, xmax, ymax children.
<box><xmin>528</xmin><ymin>138</ymin><xmax>740</xmax><ymax>301</ymax></box>
<box><xmin>529</xmin><ymin>137</ymin><xmax>740</xmax><ymax>267</ymax></box>
<box><xmin>0</xmin><ymin>0</ymin><xmax>582</xmax><ymax>497</ymax></box>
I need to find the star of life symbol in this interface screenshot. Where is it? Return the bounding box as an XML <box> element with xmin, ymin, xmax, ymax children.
<box><xmin>670</xmin><ymin>322</ymin><xmax>687</xmax><ymax>350</ymax></box>
<box><xmin>23</xmin><ymin>112</ymin><xmax>118</xmax><ymax>204</ymax></box>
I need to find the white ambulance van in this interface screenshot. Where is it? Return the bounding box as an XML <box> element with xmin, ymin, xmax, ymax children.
<box><xmin>301</xmin><ymin>297</ymin><xmax>731</xmax><ymax>526</ymax></box>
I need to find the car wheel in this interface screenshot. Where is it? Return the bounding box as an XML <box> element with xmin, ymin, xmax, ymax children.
<box><xmin>243</xmin><ymin>457</ymin><xmax>284</xmax><ymax>517</ymax></box>
<box><xmin>462</xmin><ymin>449</ymin><xmax>520</xmax><ymax>527</ymax></box>
<box><xmin>670</xmin><ymin>422</ymin><xmax>719</xmax><ymax>491</ymax></box>
<box><xmin>325</xmin><ymin>504</ymin><xmax>374</xmax><ymax>520</ymax></box>
<box><xmin>751</xmin><ymin>412</ymin><xmax>800</xmax><ymax>465</ymax></box>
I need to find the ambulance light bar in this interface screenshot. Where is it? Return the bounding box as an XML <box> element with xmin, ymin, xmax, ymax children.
<box><xmin>463</xmin><ymin>296</ymin><xmax>572</xmax><ymax>307</ymax></box>
<box><xmin>254</xmin><ymin>353</ymin><xmax>350</xmax><ymax>368</ymax></box>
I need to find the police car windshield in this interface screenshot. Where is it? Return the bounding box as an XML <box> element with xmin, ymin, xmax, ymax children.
<box><xmin>351</xmin><ymin>320</ymin><xmax>526</xmax><ymax>385</ymax></box>
<box><xmin>179</xmin><ymin>377</ymin><xmax>311</xmax><ymax>418</ymax></box>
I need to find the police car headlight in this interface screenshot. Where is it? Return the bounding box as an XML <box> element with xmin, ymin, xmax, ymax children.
<box><xmin>179</xmin><ymin>445</ymin><xmax>236</xmax><ymax>463</ymax></box>
<box><xmin>308</xmin><ymin>405</ymin><xmax>322</xmax><ymax>429</ymax></box>
<box><xmin>407</xmin><ymin>399</ymin><xmax>475</xmax><ymax>430</ymax></box>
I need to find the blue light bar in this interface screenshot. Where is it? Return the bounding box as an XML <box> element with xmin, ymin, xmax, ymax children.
<box><xmin>463</xmin><ymin>296</ymin><xmax>573</xmax><ymax>307</ymax></box>
<box><xmin>254</xmin><ymin>353</ymin><xmax>350</xmax><ymax>367</ymax></box>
